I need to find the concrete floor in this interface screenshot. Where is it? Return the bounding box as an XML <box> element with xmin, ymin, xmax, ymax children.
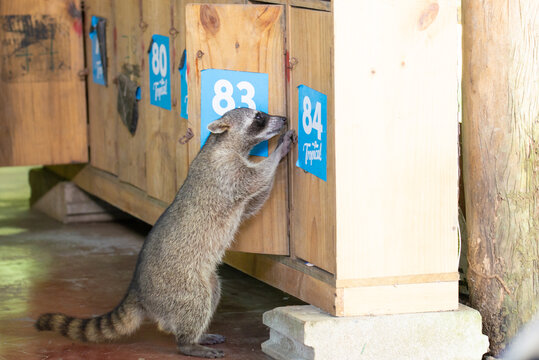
<box><xmin>0</xmin><ymin>166</ymin><xmax>303</xmax><ymax>360</ymax></box>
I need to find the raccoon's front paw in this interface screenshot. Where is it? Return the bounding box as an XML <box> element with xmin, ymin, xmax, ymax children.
<box><xmin>277</xmin><ymin>130</ymin><xmax>297</xmax><ymax>159</ymax></box>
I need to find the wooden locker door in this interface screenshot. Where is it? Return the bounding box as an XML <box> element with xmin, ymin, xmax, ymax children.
<box><xmin>288</xmin><ymin>7</ymin><xmax>335</xmax><ymax>273</ymax></box>
<box><xmin>83</xmin><ymin>0</ymin><xmax>117</xmax><ymax>175</ymax></box>
<box><xmin>0</xmin><ymin>0</ymin><xmax>87</xmax><ymax>166</ymax></box>
<box><xmin>186</xmin><ymin>4</ymin><xmax>288</xmax><ymax>255</ymax></box>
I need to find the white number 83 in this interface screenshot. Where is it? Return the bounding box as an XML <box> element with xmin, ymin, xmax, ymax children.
<box><xmin>212</xmin><ymin>79</ymin><xmax>256</xmax><ymax>116</ymax></box>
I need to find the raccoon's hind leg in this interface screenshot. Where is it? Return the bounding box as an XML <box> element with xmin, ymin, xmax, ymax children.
<box><xmin>199</xmin><ymin>272</ymin><xmax>225</xmax><ymax>346</ymax></box>
<box><xmin>175</xmin><ymin>282</ymin><xmax>224</xmax><ymax>358</ymax></box>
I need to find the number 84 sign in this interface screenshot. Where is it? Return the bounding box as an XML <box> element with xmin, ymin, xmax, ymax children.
<box><xmin>296</xmin><ymin>85</ymin><xmax>327</xmax><ymax>181</ymax></box>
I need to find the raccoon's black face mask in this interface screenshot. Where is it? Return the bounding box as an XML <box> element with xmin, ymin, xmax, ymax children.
<box><xmin>207</xmin><ymin>108</ymin><xmax>287</xmax><ymax>146</ymax></box>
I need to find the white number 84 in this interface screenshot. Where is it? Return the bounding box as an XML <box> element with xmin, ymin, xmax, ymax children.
<box><xmin>212</xmin><ymin>79</ymin><xmax>256</xmax><ymax>116</ymax></box>
<box><xmin>302</xmin><ymin>96</ymin><xmax>323</xmax><ymax>140</ymax></box>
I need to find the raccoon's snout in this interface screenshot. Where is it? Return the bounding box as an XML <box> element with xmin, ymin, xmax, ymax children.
<box><xmin>274</xmin><ymin>116</ymin><xmax>287</xmax><ymax>127</ymax></box>
<box><xmin>275</xmin><ymin>116</ymin><xmax>287</xmax><ymax>133</ymax></box>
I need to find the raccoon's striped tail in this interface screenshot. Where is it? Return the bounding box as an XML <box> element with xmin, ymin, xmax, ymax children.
<box><xmin>35</xmin><ymin>292</ymin><xmax>143</xmax><ymax>343</ymax></box>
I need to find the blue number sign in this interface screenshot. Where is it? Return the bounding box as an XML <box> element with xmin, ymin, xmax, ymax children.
<box><xmin>296</xmin><ymin>85</ymin><xmax>327</xmax><ymax>181</ymax></box>
<box><xmin>200</xmin><ymin>69</ymin><xmax>269</xmax><ymax>156</ymax></box>
<box><xmin>89</xmin><ymin>16</ymin><xmax>106</xmax><ymax>86</ymax></box>
<box><xmin>179</xmin><ymin>49</ymin><xmax>188</xmax><ymax>119</ymax></box>
<box><xmin>149</xmin><ymin>35</ymin><xmax>171</xmax><ymax>110</ymax></box>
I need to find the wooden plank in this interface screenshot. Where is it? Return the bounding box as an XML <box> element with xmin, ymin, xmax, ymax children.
<box><xmin>339</xmin><ymin>281</ymin><xmax>458</xmax><ymax>316</ymax></box>
<box><xmin>333</xmin><ymin>0</ymin><xmax>459</xmax><ymax>282</ymax></box>
<box><xmin>84</xmin><ymin>0</ymin><xmax>118</xmax><ymax>174</ymax></box>
<box><xmin>71</xmin><ymin>165</ymin><xmax>166</xmax><ymax>224</ymax></box>
<box><xmin>142</xmin><ymin>0</ymin><xmax>180</xmax><ymax>203</ymax></box>
<box><xmin>288</xmin><ymin>7</ymin><xmax>335</xmax><ymax>273</ymax></box>
<box><xmin>186</xmin><ymin>4</ymin><xmax>288</xmax><ymax>255</ymax></box>
<box><xmin>289</xmin><ymin>0</ymin><xmax>331</xmax><ymax>12</ymax></box>
<box><xmin>335</xmin><ymin>272</ymin><xmax>459</xmax><ymax>288</ymax></box>
<box><xmin>0</xmin><ymin>0</ymin><xmax>87</xmax><ymax>166</ymax></box>
<box><xmin>115</xmin><ymin>0</ymin><xmax>146</xmax><ymax>191</ymax></box>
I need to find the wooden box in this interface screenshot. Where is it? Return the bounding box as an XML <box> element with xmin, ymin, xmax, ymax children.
<box><xmin>1</xmin><ymin>0</ymin><xmax>459</xmax><ymax>316</ymax></box>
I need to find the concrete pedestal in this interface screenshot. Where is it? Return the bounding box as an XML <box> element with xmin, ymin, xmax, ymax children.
<box><xmin>262</xmin><ymin>304</ymin><xmax>489</xmax><ymax>360</ymax></box>
<box><xmin>29</xmin><ymin>168</ymin><xmax>126</xmax><ymax>223</ymax></box>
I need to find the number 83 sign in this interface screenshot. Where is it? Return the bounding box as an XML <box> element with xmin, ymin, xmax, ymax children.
<box><xmin>201</xmin><ymin>69</ymin><xmax>269</xmax><ymax>157</ymax></box>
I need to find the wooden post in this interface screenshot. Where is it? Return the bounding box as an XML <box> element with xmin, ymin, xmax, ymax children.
<box><xmin>461</xmin><ymin>0</ymin><xmax>539</xmax><ymax>355</ymax></box>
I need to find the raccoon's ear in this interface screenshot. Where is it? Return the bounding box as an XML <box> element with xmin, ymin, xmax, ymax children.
<box><xmin>207</xmin><ymin>118</ymin><xmax>230</xmax><ymax>134</ymax></box>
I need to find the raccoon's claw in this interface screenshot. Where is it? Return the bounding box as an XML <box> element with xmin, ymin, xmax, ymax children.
<box><xmin>278</xmin><ymin>130</ymin><xmax>297</xmax><ymax>158</ymax></box>
<box><xmin>278</xmin><ymin>129</ymin><xmax>296</xmax><ymax>146</ymax></box>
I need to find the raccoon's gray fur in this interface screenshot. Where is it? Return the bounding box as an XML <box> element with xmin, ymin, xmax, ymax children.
<box><xmin>36</xmin><ymin>108</ymin><xmax>296</xmax><ymax>358</ymax></box>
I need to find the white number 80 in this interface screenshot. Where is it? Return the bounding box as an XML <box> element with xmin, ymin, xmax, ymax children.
<box><xmin>151</xmin><ymin>42</ymin><xmax>167</xmax><ymax>78</ymax></box>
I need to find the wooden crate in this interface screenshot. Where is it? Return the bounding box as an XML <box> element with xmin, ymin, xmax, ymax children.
<box><xmin>44</xmin><ymin>0</ymin><xmax>459</xmax><ymax>316</ymax></box>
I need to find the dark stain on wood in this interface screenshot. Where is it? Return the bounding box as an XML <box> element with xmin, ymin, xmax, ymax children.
<box><xmin>418</xmin><ymin>3</ymin><xmax>439</xmax><ymax>31</ymax></box>
<box><xmin>200</xmin><ymin>5</ymin><xmax>220</xmax><ymax>37</ymax></box>
<box><xmin>66</xmin><ymin>1</ymin><xmax>82</xmax><ymax>36</ymax></box>
<box><xmin>1</xmin><ymin>15</ymin><xmax>56</xmax><ymax>53</ymax></box>
<box><xmin>66</xmin><ymin>1</ymin><xmax>82</xmax><ymax>19</ymax></box>
<box><xmin>0</xmin><ymin>14</ymin><xmax>71</xmax><ymax>82</ymax></box>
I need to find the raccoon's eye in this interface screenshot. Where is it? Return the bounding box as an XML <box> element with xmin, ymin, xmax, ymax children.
<box><xmin>254</xmin><ymin>113</ymin><xmax>266</xmax><ymax>126</ymax></box>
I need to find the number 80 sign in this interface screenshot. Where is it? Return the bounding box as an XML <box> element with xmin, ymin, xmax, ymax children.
<box><xmin>201</xmin><ymin>69</ymin><xmax>269</xmax><ymax>157</ymax></box>
<box><xmin>149</xmin><ymin>35</ymin><xmax>171</xmax><ymax>110</ymax></box>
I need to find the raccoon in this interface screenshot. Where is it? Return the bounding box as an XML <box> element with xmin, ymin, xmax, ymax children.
<box><xmin>36</xmin><ymin>108</ymin><xmax>297</xmax><ymax>358</ymax></box>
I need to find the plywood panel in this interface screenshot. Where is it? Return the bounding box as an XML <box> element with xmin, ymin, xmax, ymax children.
<box><xmin>142</xmin><ymin>0</ymin><xmax>180</xmax><ymax>203</ymax></box>
<box><xmin>288</xmin><ymin>7</ymin><xmax>335</xmax><ymax>273</ymax></box>
<box><xmin>333</xmin><ymin>0</ymin><xmax>459</xmax><ymax>280</ymax></box>
<box><xmin>84</xmin><ymin>0</ymin><xmax>117</xmax><ymax>174</ymax></box>
<box><xmin>71</xmin><ymin>165</ymin><xmax>166</xmax><ymax>224</ymax></box>
<box><xmin>115</xmin><ymin>0</ymin><xmax>146</xmax><ymax>190</ymax></box>
<box><xmin>0</xmin><ymin>0</ymin><xmax>87</xmax><ymax>166</ymax></box>
<box><xmin>186</xmin><ymin>4</ymin><xmax>288</xmax><ymax>255</ymax></box>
